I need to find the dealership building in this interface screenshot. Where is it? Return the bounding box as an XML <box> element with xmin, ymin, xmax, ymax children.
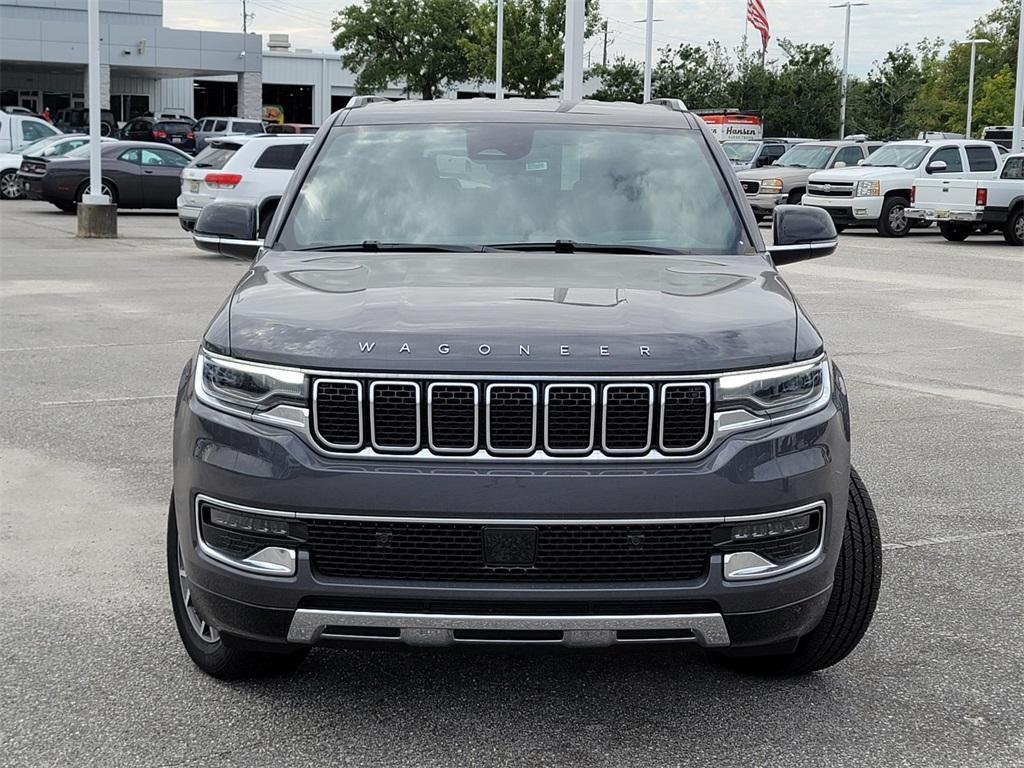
<box><xmin>0</xmin><ymin>0</ymin><xmax>470</xmax><ymax>126</ymax></box>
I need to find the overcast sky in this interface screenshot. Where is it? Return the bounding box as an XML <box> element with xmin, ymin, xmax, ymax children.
<box><xmin>164</xmin><ymin>0</ymin><xmax>992</xmax><ymax>76</ymax></box>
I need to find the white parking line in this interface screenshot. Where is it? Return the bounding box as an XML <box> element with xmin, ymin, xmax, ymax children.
<box><xmin>39</xmin><ymin>395</ymin><xmax>175</xmax><ymax>406</ymax></box>
<box><xmin>1</xmin><ymin>339</ymin><xmax>197</xmax><ymax>353</ymax></box>
<box><xmin>883</xmin><ymin>528</ymin><xmax>1023</xmax><ymax>551</ymax></box>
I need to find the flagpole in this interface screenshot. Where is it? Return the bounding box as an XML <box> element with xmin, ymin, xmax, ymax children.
<box><xmin>742</xmin><ymin>0</ymin><xmax>749</xmax><ymax>53</ymax></box>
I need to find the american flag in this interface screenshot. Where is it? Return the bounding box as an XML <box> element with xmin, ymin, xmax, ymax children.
<box><xmin>747</xmin><ymin>0</ymin><xmax>771</xmax><ymax>51</ymax></box>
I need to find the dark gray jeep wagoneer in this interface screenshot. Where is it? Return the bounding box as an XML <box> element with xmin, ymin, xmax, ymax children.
<box><xmin>171</xmin><ymin>97</ymin><xmax>881</xmax><ymax>679</ymax></box>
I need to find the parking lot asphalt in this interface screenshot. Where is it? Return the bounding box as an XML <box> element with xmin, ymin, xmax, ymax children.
<box><xmin>1</xmin><ymin>201</ymin><xmax>1022</xmax><ymax>768</ymax></box>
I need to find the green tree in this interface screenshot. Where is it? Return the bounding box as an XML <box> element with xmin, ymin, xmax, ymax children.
<box><xmin>462</xmin><ymin>0</ymin><xmax>602</xmax><ymax>98</ymax></box>
<box><xmin>846</xmin><ymin>46</ymin><xmax>925</xmax><ymax>140</ymax></box>
<box><xmin>332</xmin><ymin>0</ymin><xmax>476</xmax><ymax>99</ymax></box>
<box><xmin>973</xmin><ymin>65</ymin><xmax>1016</xmax><ymax>127</ymax></box>
<box><xmin>652</xmin><ymin>41</ymin><xmax>734</xmax><ymax>109</ymax></box>
<box><xmin>764</xmin><ymin>41</ymin><xmax>841</xmax><ymax>137</ymax></box>
<box><xmin>588</xmin><ymin>56</ymin><xmax>643</xmax><ymax>102</ymax></box>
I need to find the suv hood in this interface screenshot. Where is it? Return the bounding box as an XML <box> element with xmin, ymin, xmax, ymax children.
<box><xmin>216</xmin><ymin>251</ymin><xmax>817</xmax><ymax>374</ymax></box>
<box><xmin>809</xmin><ymin>165</ymin><xmax>916</xmax><ymax>183</ymax></box>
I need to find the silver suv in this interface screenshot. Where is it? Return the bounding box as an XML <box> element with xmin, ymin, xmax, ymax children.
<box><xmin>192</xmin><ymin>116</ymin><xmax>265</xmax><ymax>151</ymax></box>
<box><xmin>737</xmin><ymin>140</ymin><xmax>882</xmax><ymax>221</ymax></box>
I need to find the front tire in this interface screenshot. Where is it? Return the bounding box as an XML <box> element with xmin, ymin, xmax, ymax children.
<box><xmin>1004</xmin><ymin>208</ymin><xmax>1024</xmax><ymax>246</ymax></box>
<box><xmin>876</xmin><ymin>196</ymin><xmax>911</xmax><ymax>237</ymax></box>
<box><xmin>720</xmin><ymin>468</ymin><xmax>882</xmax><ymax>675</ymax></box>
<box><xmin>167</xmin><ymin>500</ymin><xmax>309</xmax><ymax>680</ymax></box>
<box><xmin>939</xmin><ymin>222</ymin><xmax>972</xmax><ymax>242</ymax></box>
<box><xmin>0</xmin><ymin>169</ymin><xmax>24</xmax><ymax>200</ymax></box>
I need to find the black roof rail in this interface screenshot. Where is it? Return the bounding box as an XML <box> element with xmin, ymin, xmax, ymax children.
<box><xmin>645</xmin><ymin>98</ymin><xmax>689</xmax><ymax>112</ymax></box>
<box><xmin>346</xmin><ymin>95</ymin><xmax>393</xmax><ymax>109</ymax></box>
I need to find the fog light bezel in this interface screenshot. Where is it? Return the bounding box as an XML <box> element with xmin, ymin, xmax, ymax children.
<box><xmin>720</xmin><ymin>501</ymin><xmax>826</xmax><ymax>581</ymax></box>
<box><xmin>194</xmin><ymin>495</ymin><xmax>301</xmax><ymax>577</ymax></box>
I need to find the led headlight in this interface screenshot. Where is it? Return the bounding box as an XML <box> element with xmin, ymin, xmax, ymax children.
<box><xmin>760</xmin><ymin>178</ymin><xmax>784</xmax><ymax>194</ymax></box>
<box><xmin>716</xmin><ymin>358</ymin><xmax>830</xmax><ymax>417</ymax></box>
<box><xmin>855</xmin><ymin>180</ymin><xmax>881</xmax><ymax>197</ymax></box>
<box><xmin>196</xmin><ymin>351</ymin><xmax>307</xmax><ymax>411</ymax></box>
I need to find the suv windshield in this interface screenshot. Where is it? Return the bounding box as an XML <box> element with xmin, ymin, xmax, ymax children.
<box><xmin>775</xmin><ymin>145</ymin><xmax>835</xmax><ymax>169</ymax></box>
<box><xmin>280</xmin><ymin>124</ymin><xmax>748</xmax><ymax>254</ymax></box>
<box><xmin>722</xmin><ymin>142</ymin><xmax>759</xmax><ymax>163</ymax></box>
<box><xmin>862</xmin><ymin>145</ymin><xmax>930</xmax><ymax>169</ymax></box>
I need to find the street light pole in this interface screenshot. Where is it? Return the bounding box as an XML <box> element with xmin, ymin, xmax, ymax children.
<box><xmin>832</xmin><ymin>1</ymin><xmax>868</xmax><ymax>140</ymax></box>
<box><xmin>643</xmin><ymin>0</ymin><xmax>654</xmax><ymax>102</ymax></box>
<box><xmin>562</xmin><ymin>0</ymin><xmax>585</xmax><ymax>100</ymax></box>
<box><xmin>963</xmin><ymin>39</ymin><xmax>990</xmax><ymax>139</ymax></box>
<box><xmin>1014</xmin><ymin>0</ymin><xmax>1024</xmax><ymax>152</ymax></box>
<box><xmin>495</xmin><ymin>0</ymin><xmax>504</xmax><ymax>100</ymax></box>
<box><xmin>85</xmin><ymin>0</ymin><xmax>105</xmax><ymax>205</ymax></box>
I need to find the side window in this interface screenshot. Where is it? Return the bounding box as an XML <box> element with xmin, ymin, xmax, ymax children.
<box><xmin>152</xmin><ymin>149</ymin><xmax>189</xmax><ymax>168</ymax></box>
<box><xmin>930</xmin><ymin>147</ymin><xmax>963</xmax><ymax>173</ymax></box>
<box><xmin>965</xmin><ymin>146</ymin><xmax>997</xmax><ymax>173</ymax></box>
<box><xmin>761</xmin><ymin>144</ymin><xmax>786</xmax><ymax>164</ymax></box>
<box><xmin>253</xmin><ymin>143</ymin><xmax>308</xmax><ymax>170</ymax></box>
<box><xmin>1001</xmin><ymin>157</ymin><xmax>1024</xmax><ymax>180</ymax></box>
<box><xmin>834</xmin><ymin>146</ymin><xmax>863</xmax><ymax>166</ymax></box>
<box><xmin>195</xmin><ymin>119</ymin><xmax>208</xmax><ymax>132</ymax></box>
<box><xmin>118</xmin><ymin>149</ymin><xmax>140</xmax><ymax>163</ymax></box>
<box><xmin>213</xmin><ymin>120</ymin><xmax>228</xmax><ymax>132</ymax></box>
<box><xmin>21</xmin><ymin>120</ymin><xmax>57</xmax><ymax>142</ymax></box>
<box><xmin>140</xmin><ymin>149</ymin><xmax>164</xmax><ymax>165</ymax></box>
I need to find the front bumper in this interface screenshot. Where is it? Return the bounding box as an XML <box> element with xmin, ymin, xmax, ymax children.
<box><xmin>745</xmin><ymin>192</ymin><xmax>788</xmax><ymax>215</ymax></box>
<box><xmin>173</xmin><ymin>361</ymin><xmax>852</xmax><ymax>652</ymax></box>
<box><xmin>802</xmin><ymin>194</ymin><xmax>883</xmax><ymax>223</ymax></box>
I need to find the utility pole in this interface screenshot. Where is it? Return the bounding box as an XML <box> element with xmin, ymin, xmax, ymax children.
<box><xmin>496</xmin><ymin>0</ymin><xmax>504</xmax><ymax>99</ymax></box>
<box><xmin>78</xmin><ymin>0</ymin><xmax>115</xmax><ymax>237</ymax></box>
<box><xmin>242</xmin><ymin>0</ymin><xmax>253</xmax><ymax>35</ymax></box>
<box><xmin>832</xmin><ymin>1</ymin><xmax>868</xmax><ymax>140</ymax></box>
<box><xmin>602</xmin><ymin>20</ymin><xmax>609</xmax><ymax>68</ymax></box>
<box><xmin>1014</xmin><ymin>0</ymin><xmax>1024</xmax><ymax>152</ymax></box>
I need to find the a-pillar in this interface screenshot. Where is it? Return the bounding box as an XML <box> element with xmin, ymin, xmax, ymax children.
<box><xmin>83</xmin><ymin>64</ymin><xmax>111</xmax><ymax>109</ymax></box>
<box><xmin>238</xmin><ymin>71</ymin><xmax>263</xmax><ymax>120</ymax></box>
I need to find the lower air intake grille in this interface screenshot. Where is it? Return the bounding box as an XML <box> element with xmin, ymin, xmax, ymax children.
<box><xmin>305</xmin><ymin>519</ymin><xmax>719</xmax><ymax>582</ymax></box>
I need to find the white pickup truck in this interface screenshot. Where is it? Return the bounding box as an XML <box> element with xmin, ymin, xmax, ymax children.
<box><xmin>802</xmin><ymin>140</ymin><xmax>1003</xmax><ymax>237</ymax></box>
<box><xmin>906</xmin><ymin>153</ymin><xmax>1024</xmax><ymax>245</ymax></box>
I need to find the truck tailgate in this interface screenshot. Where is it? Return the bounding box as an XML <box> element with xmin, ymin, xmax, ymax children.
<box><xmin>912</xmin><ymin>178</ymin><xmax>979</xmax><ymax>213</ymax></box>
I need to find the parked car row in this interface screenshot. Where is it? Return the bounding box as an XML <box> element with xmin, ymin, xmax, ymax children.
<box><xmin>732</xmin><ymin>134</ymin><xmax>1020</xmax><ymax>245</ymax></box>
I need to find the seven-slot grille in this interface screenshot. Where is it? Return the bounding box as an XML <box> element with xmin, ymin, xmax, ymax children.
<box><xmin>741</xmin><ymin>180</ymin><xmax>760</xmax><ymax>195</ymax></box>
<box><xmin>313</xmin><ymin>378</ymin><xmax>710</xmax><ymax>458</ymax></box>
<box><xmin>304</xmin><ymin>519</ymin><xmax>719</xmax><ymax>582</ymax></box>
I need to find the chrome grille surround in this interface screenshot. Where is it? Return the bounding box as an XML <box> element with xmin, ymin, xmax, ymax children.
<box><xmin>427</xmin><ymin>382</ymin><xmax>479</xmax><ymax>454</ymax></box>
<box><xmin>485</xmin><ymin>383</ymin><xmax>538</xmax><ymax>455</ymax></box>
<box><xmin>369</xmin><ymin>381</ymin><xmax>421</xmax><ymax>452</ymax></box>
<box><xmin>314</xmin><ymin>376</ymin><xmax>711</xmax><ymax>460</ymax></box>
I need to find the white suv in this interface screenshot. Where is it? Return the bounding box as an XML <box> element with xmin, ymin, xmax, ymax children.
<box><xmin>802</xmin><ymin>140</ymin><xmax>1003</xmax><ymax>237</ymax></box>
<box><xmin>177</xmin><ymin>135</ymin><xmax>312</xmax><ymax>233</ymax></box>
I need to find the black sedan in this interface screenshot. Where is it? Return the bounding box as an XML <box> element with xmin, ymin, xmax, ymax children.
<box><xmin>35</xmin><ymin>141</ymin><xmax>190</xmax><ymax>212</ymax></box>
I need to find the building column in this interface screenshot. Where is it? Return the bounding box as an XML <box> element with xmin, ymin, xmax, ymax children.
<box><xmin>84</xmin><ymin>64</ymin><xmax>111</xmax><ymax>109</ymax></box>
<box><xmin>238</xmin><ymin>71</ymin><xmax>263</xmax><ymax>119</ymax></box>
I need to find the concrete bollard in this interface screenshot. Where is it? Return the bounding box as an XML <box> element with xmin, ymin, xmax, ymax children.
<box><xmin>77</xmin><ymin>202</ymin><xmax>118</xmax><ymax>238</ymax></box>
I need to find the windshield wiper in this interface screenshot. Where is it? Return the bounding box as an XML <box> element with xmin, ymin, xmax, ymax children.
<box><xmin>861</xmin><ymin>163</ymin><xmax>897</xmax><ymax>168</ymax></box>
<box><xmin>298</xmin><ymin>241</ymin><xmax>482</xmax><ymax>253</ymax></box>
<box><xmin>485</xmin><ymin>240</ymin><xmax>688</xmax><ymax>255</ymax></box>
